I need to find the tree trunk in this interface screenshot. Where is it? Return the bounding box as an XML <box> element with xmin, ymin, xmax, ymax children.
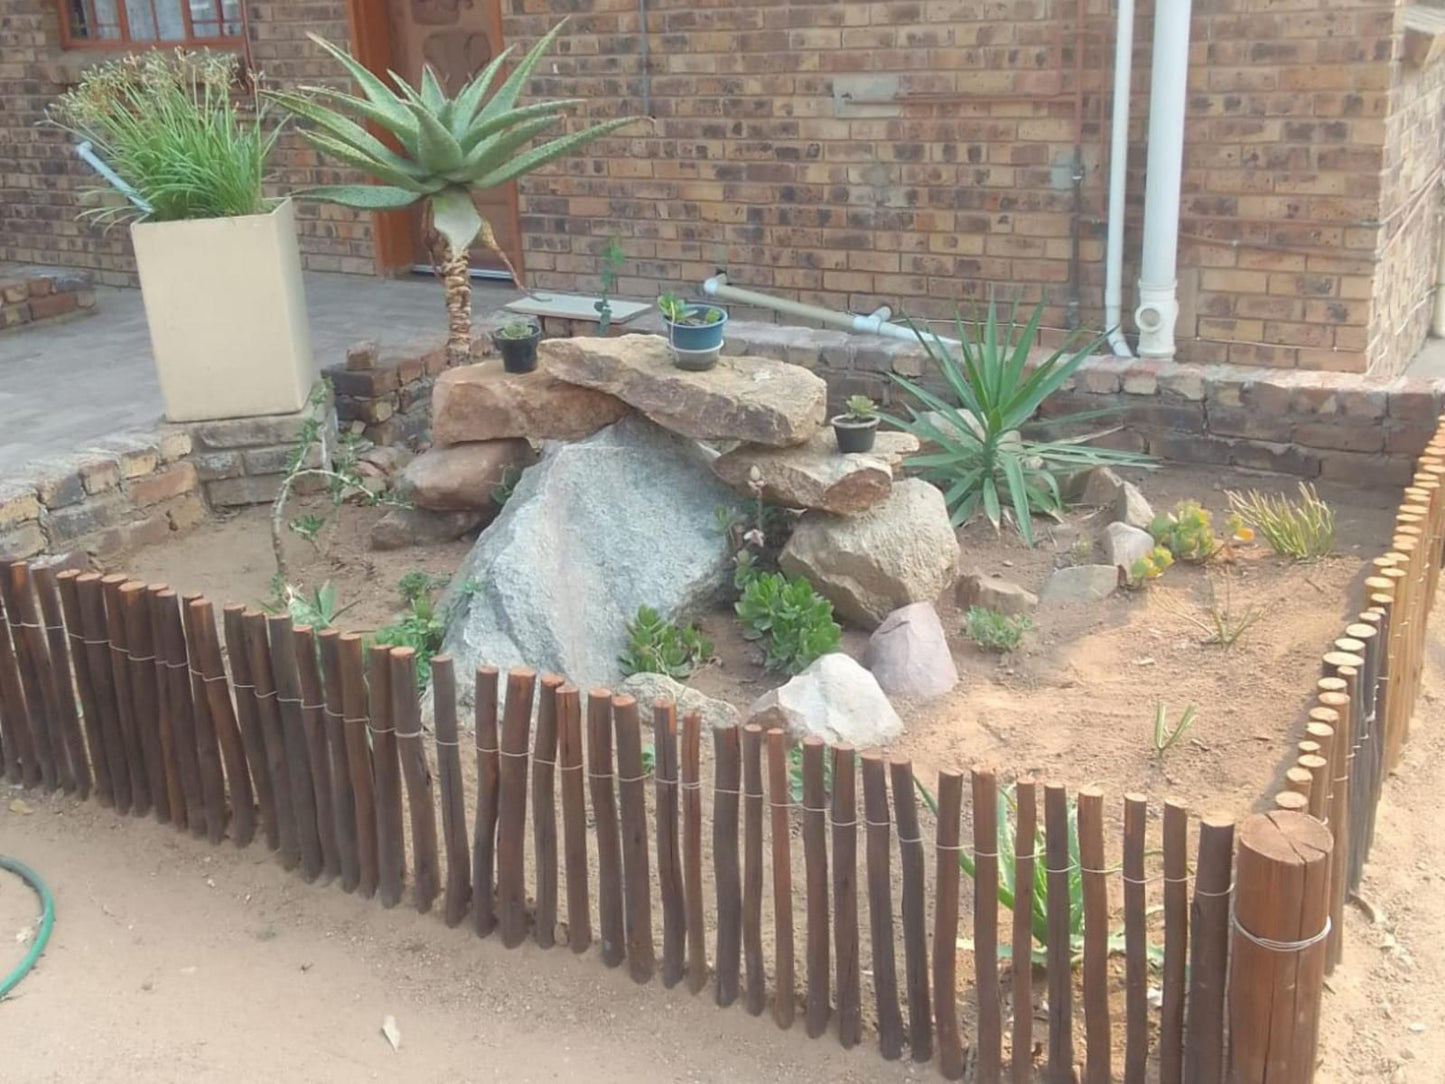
<box><xmin>442</xmin><ymin>247</ymin><xmax>473</xmax><ymax>368</ymax></box>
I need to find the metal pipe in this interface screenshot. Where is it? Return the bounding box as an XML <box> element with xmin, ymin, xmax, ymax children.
<box><xmin>74</xmin><ymin>141</ymin><xmax>152</xmax><ymax>214</ymax></box>
<box><xmin>1134</xmin><ymin>0</ymin><xmax>1193</xmax><ymax>359</ymax></box>
<box><xmin>1066</xmin><ymin>0</ymin><xmax>1086</xmax><ymax>331</ymax></box>
<box><xmin>1432</xmin><ymin>207</ymin><xmax>1445</xmax><ymax>338</ymax></box>
<box><xmin>700</xmin><ymin>273</ymin><xmax>958</xmax><ymax>346</ymax></box>
<box><xmin>1103</xmin><ymin>0</ymin><xmax>1136</xmax><ymax>357</ymax></box>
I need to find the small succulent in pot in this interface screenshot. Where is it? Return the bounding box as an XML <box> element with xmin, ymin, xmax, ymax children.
<box><xmin>496</xmin><ymin>318</ymin><xmax>541</xmax><ymax>374</ymax></box>
<box><xmin>658</xmin><ymin>291</ymin><xmax>727</xmax><ymax>371</ymax></box>
<box><xmin>832</xmin><ymin>394</ymin><xmax>880</xmax><ymax>453</ymax></box>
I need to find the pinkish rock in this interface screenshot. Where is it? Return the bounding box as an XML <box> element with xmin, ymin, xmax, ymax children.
<box><xmin>865</xmin><ymin>602</ymin><xmax>959</xmax><ymax>700</ymax></box>
<box><xmin>432</xmin><ymin>357</ymin><xmax>628</xmax><ymax>445</ymax></box>
<box><xmin>396</xmin><ymin>440</ymin><xmax>535</xmax><ymax>512</ymax></box>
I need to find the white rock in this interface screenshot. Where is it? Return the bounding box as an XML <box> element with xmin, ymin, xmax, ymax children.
<box><xmin>747</xmin><ymin>653</ymin><xmax>903</xmax><ymax>747</ymax></box>
<box><xmin>1113</xmin><ymin>481</ymin><xmax>1155</xmax><ymax>530</ymax></box>
<box><xmin>617</xmin><ymin>672</ymin><xmax>740</xmax><ymax>732</ymax></box>
<box><xmin>1103</xmin><ymin>522</ymin><xmax>1156</xmax><ymax>572</ymax></box>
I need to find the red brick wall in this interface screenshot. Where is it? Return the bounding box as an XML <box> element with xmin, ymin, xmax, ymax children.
<box><xmin>0</xmin><ymin>0</ymin><xmax>374</xmax><ymax>285</ymax></box>
<box><xmin>498</xmin><ymin>0</ymin><xmax>1403</xmax><ymax>374</ymax></box>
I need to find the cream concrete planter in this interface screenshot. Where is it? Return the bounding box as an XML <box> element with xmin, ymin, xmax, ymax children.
<box><xmin>131</xmin><ymin>198</ymin><xmax>315</xmax><ymax>423</ymax></box>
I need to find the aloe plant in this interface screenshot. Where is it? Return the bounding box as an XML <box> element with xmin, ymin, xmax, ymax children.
<box><xmin>271</xmin><ymin>20</ymin><xmax>639</xmax><ymax>366</ymax></box>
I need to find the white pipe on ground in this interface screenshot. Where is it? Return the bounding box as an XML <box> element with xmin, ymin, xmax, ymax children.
<box><xmin>1103</xmin><ymin>0</ymin><xmax>1136</xmax><ymax>358</ymax></box>
<box><xmin>1134</xmin><ymin>0</ymin><xmax>1193</xmax><ymax>359</ymax></box>
<box><xmin>700</xmin><ymin>274</ymin><xmax>959</xmax><ymax>346</ymax></box>
<box><xmin>1432</xmin><ymin>210</ymin><xmax>1445</xmax><ymax>338</ymax></box>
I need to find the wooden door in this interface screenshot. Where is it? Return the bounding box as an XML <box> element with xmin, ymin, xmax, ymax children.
<box><xmin>389</xmin><ymin>0</ymin><xmax>523</xmax><ymax>278</ymax></box>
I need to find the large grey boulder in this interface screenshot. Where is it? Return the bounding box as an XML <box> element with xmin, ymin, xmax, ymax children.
<box><xmin>780</xmin><ymin>478</ymin><xmax>960</xmax><ymax>627</ymax></box>
<box><xmin>865</xmin><ymin>602</ymin><xmax>959</xmax><ymax>700</ymax></box>
<box><xmin>617</xmin><ymin>672</ymin><xmax>741</xmax><ymax>732</ymax></box>
<box><xmin>747</xmin><ymin>653</ymin><xmax>903</xmax><ymax>747</ymax></box>
<box><xmin>442</xmin><ymin>415</ymin><xmax>737</xmax><ymax>692</ymax></box>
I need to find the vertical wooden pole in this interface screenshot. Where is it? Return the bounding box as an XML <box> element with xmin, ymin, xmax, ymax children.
<box><xmin>615</xmin><ymin>693</ymin><xmax>655</xmax><ymax>982</ymax></box>
<box><xmin>1160</xmin><ymin>798</ymin><xmax>1189</xmax><ymax>1084</ymax></box>
<box><xmin>271</xmin><ymin>615</ymin><xmax>321</xmax><ymax>878</ymax></box>
<box><xmin>741</xmin><ymin>723</ymin><xmax>766</xmax><ymax>1015</ymax></box>
<box><xmin>367</xmin><ymin>642</ymin><xmax>403</xmax><ymax>904</ymax></box>
<box><xmin>34</xmin><ymin>566</ymin><xmax>90</xmax><ymax>799</ymax></box>
<box><xmin>557</xmin><ymin>683</ymin><xmax>590</xmax><ymax>952</ymax></box>
<box><xmin>893</xmin><ymin>759</ymin><xmax>932</xmax><ymax>1062</ymax></box>
<box><xmin>190</xmin><ymin>598</ymin><xmax>255</xmax><ymax>847</ymax></box>
<box><xmin>77</xmin><ymin>574</ymin><xmax>126</xmax><ymax>807</ymax></box>
<box><xmin>1226</xmin><ymin>812</ymin><xmax>1332</xmax><ymax>1084</ymax></box>
<box><xmin>338</xmin><ymin>633</ymin><xmax>378</xmax><ymax>898</ymax></box>
<box><xmin>764</xmin><ymin>727</ymin><xmax>794</xmax><ymax>1027</ymax></box>
<box><xmin>1185</xmin><ymin>815</ymin><xmax>1234</xmax><ymax>1084</ymax></box>
<box><xmin>432</xmin><ymin>655</ymin><xmax>469</xmax><ymax>925</ymax></box>
<box><xmin>318</xmin><ymin>629</ymin><xmax>359</xmax><ymax>890</ymax></box>
<box><xmin>245</xmin><ymin>612</ymin><xmax>294</xmax><ymax>862</ymax></box>
<box><xmin>120</xmin><ymin>582</ymin><xmax>167</xmax><ymax>822</ymax></box>
<box><xmin>974</xmin><ymin>766</ymin><xmax>1002</xmax><ymax>1082</ymax></box>
<box><xmin>682</xmin><ymin>710</ymin><xmax>706</xmax><ymax>992</ymax></box>
<box><xmin>103</xmin><ymin>575</ymin><xmax>149</xmax><ymax>813</ymax></box>
<box><xmin>0</xmin><ymin>589</ymin><xmax>32</xmax><ymax>789</ymax></box>
<box><xmin>182</xmin><ymin>594</ymin><xmax>227</xmax><ymax>842</ymax></box>
<box><xmin>160</xmin><ymin>589</ymin><xmax>205</xmax><ymax>834</ymax></box>
<box><xmin>391</xmin><ymin>647</ymin><xmax>439</xmax><ymax>913</ymax></box>
<box><xmin>588</xmin><ymin>687</ymin><xmax>625</xmax><ymax>967</ymax></box>
<box><xmin>656</xmin><ymin>701</ymin><xmax>686</xmax><ymax>989</ymax></box>
<box><xmin>3</xmin><ymin>562</ymin><xmax>60</xmax><ymax>792</ymax></box>
<box><xmin>1012</xmin><ymin>779</ymin><xmax>1038</xmax><ymax>1084</ymax></box>
<box><xmin>472</xmin><ymin>665</ymin><xmax>500</xmax><ymax>936</ymax></box>
<box><xmin>493</xmin><ymin>667</ymin><xmax>535</xmax><ymax>943</ymax></box>
<box><xmin>713</xmin><ymin>723</ymin><xmax>743</xmax><ymax>1006</ymax></box>
<box><xmin>227</xmin><ymin>606</ymin><xmax>275</xmax><ymax>851</ymax></box>
<box><xmin>803</xmin><ymin>737</ymin><xmax>832</xmax><ymax>1039</ymax></box>
<box><xmin>1078</xmin><ymin>786</ymin><xmax>1111</xmax><ymax>1084</ymax></box>
<box><xmin>1044</xmin><ymin>782</ymin><xmax>1073</xmax><ymax>1084</ymax></box>
<box><xmin>933</xmin><ymin>769</ymin><xmax>964</xmax><ymax>1080</ymax></box>
<box><xmin>830</xmin><ymin>743</ymin><xmax>858</xmax><ymax>1047</ymax></box>
<box><xmin>1123</xmin><ymin>794</ymin><xmax>1148</xmax><ymax>1084</ymax></box>
<box><xmin>58</xmin><ymin>571</ymin><xmax>110</xmax><ymax>805</ymax></box>
<box><xmin>862</xmin><ymin>753</ymin><xmax>903</xmax><ymax>1061</ymax></box>
<box><xmin>531</xmin><ymin>673</ymin><xmax>563</xmax><ymax>947</ymax></box>
<box><xmin>293</xmin><ymin>625</ymin><xmax>337</xmax><ymax>876</ymax></box>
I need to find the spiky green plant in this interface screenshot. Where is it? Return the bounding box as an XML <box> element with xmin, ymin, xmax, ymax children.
<box><xmin>887</xmin><ymin>298</ymin><xmax>1151</xmax><ymax>544</ymax></box>
<box><xmin>270</xmin><ymin>20</ymin><xmax>640</xmax><ymax>366</ymax></box>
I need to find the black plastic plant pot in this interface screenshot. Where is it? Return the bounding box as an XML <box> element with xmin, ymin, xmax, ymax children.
<box><xmin>831</xmin><ymin>415</ymin><xmax>880</xmax><ymax>453</ymax></box>
<box><xmin>498</xmin><ymin>327</ymin><xmax>541</xmax><ymax>373</ymax></box>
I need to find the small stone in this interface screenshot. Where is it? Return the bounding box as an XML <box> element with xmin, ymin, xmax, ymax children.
<box><xmin>0</xmin><ymin>481</ymin><xmax>40</xmax><ymax>530</ymax></box>
<box><xmin>747</xmin><ymin>653</ymin><xmax>903</xmax><ymax>747</ymax></box>
<box><xmin>369</xmin><ymin>507</ymin><xmax>483</xmax><ymax>550</ymax></box>
<box><xmin>347</xmin><ymin>339</ymin><xmax>379</xmax><ymax>370</ymax></box>
<box><xmin>1103</xmin><ymin>522</ymin><xmax>1155</xmax><ymax>571</ymax></box>
<box><xmin>1040</xmin><ymin>564</ymin><xmax>1121</xmax><ymax>605</ymax></box>
<box><xmin>1113</xmin><ymin>481</ymin><xmax>1154</xmax><ymax>529</ymax></box>
<box><xmin>396</xmin><ymin>441</ymin><xmax>535</xmax><ymax>513</ymax></box>
<box><xmin>617</xmin><ymin>672</ymin><xmax>741</xmax><ymax>732</ymax></box>
<box><xmin>865</xmin><ymin>602</ymin><xmax>959</xmax><ymax>700</ymax></box>
<box><xmin>1077</xmin><ymin>465</ymin><xmax>1125</xmax><ymax>506</ymax></box>
<box><xmin>955</xmin><ymin>569</ymin><xmax>1038</xmax><ymax>615</ymax></box>
<box><xmin>359</xmin><ymin>445</ymin><xmax>412</xmax><ymax>476</ymax></box>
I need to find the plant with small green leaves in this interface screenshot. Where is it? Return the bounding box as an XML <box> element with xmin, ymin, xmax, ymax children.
<box><xmin>619</xmin><ymin>605</ymin><xmax>714</xmax><ymax>680</ymax></box>
<box><xmin>658</xmin><ymin>292</ymin><xmax>723</xmax><ymax>326</ymax></box>
<box><xmin>492</xmin><ymin>464</ymin><xmax>523</xmax><ymax>507</ymax></box>
<box><xmin>1151</xmin><ymin>702</ymin><xmax>1197</xmax><ymax>760</ymax></box>
<box><xmin>270</xmin><ymin>581</ymin><xmax>357</xmax><ymax>629</ymax></box>
<box><xmin>1226</xmin><ymin>483</ymin><xmax>1334</xmax><ymax>561</ymax></box>
<box><xmin>735</xmin><ymin>572</ymin><xmax>841</xmax><ymax>673</ymax></box>
<box><xmin>498</xmin><ymin>318</ymin><xmax>538</xmax><ymax>340</ymax></box>
<box><xmin>785</xmin><ymin>744</ymin><xmax>838</xmax><ymax>804</ymax></box>
<box><xmin>374</xmin><ymin>573</ymin><xmax>479</xmax><ymax>691</ymax></box>
<box><xmin>269</xmin><ymin>20</ymin><xmax>640</xmax><ymax>367</ymax></box>
<box><xmin>885</xmin><ymin>297</ymin><xmax>1151</xmax><ymax>544</ymax></box>
<box><xmin>964</xmin><ymin>606</ymin><xmax>1032</xmax><ymax>653</ymax></box>
<box><xmin>844</xmin><ymin>395</ymin><xmax>877</xmax><ymax>421</ymax></box>
<box><xmin>1149</xmin><ymin>500</ymin><xmax>1218</xmax><ymax>563</ymax></box>
<box><xmin>1127</xmin><ymin>545</ymin><xmax>1174</xmax><ymax>588</ymax></box>
<box><xmin>595</xmin><ymin>234</ymin><xmax>624</xmax><ymax>332</ymax></box>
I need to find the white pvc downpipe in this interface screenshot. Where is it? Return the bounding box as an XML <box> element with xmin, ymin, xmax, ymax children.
<box><xmin>1135</xmin><ymin>0</ymin><xmax>1193</xmax><ymax>359</ymax></box>
<box><xmin>1103</xmin><ymin>0</ymin><xmax>1136</xmax><ymax>357</ymax></box>
<box><xmin>701</xmin><ymin>273</ymin><xmax>960</xmax><ymax>346</ymax></box>
<box><xmin>1432</xmin><ymin>212</ymin><xmax>1445</xmax><ymax>338</ymax></box>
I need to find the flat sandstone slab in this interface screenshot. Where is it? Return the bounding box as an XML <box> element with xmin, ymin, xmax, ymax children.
<box><xmin>712</xmin><ymin>430</ymin><xmax>919</xmax><ymax>513</ymax></box>
<box><xmin>432</xmin><ymin>356</ymin><xmax>629</xmax><ymax>446</ymax></box>
<box><xmin>542</xmin><ymin>334</ymin><xmax>827</xmax><ymax>447</ymax></box>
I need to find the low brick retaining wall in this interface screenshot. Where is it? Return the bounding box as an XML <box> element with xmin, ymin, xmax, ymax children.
<box><xmin>0</xmin><ymin>266</ymin><xmax>96</xmax><ymax>332</ymax></box>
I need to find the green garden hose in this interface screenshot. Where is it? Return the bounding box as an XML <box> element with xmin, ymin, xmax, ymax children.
<box><xmin>0</xmin><ymin>856</ymin><xmax>53</xmax><ymax>998</ymax></box>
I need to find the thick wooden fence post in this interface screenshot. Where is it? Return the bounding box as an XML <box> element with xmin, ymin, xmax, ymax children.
<box><xmin>392</xmin><ymin>647</ymin><xmax>439</xmax><ymax>913</ymax></box>
<box><xmin>77</xmin><ymin>574</ymin><xmax>126</xmax><ymax>807</ymax></box>
<box><xmin>472</xmin><ymin>665</ymin><xmax>501</xmax><ymax>936</ymax></box>
<box><xmin>741</xmin><ymin>724</ymin><xmax>765</xmax><ymax>1015</ymax></box>
<box><xmin>588</xmin><ymin>687</ymin><xmax>625</xmax><ymax>966</ymax></box>
<box><xmin>3</xmin><ymin>562</ymin><xmax>60</xmax><ymax>792</ymax></box>
<box><xmin>432</xmin><ymin>655</ymin><xmax>470</xmax><ymax>926</ymax></box>
<box><xmin>656</xmin><ymin>701</ymin><xmax>686</xmax><ymax>989</ymax></box>
<box><xmin>293</xmin><ymin>624</ymin><xmax>337</xmax><ymax>875</ymax></box>
<box><xmin>933</xmin><ymin>769</ymin><xmax>964</xmax><ymax>1080</ymax></box>
<box><xmin>34</xmin><ymin>566</ymin><xmax>89</xmax><ymax>799</ymax></box>
<box><xmin>893</xmin><ymin>759</ymin><xmax>931</xmax><ymax>1063</ymax></box>
<box><xmin>161</xmin><ymin>590</ymin><xmax>205</xmax><ymax>834</ymax></box>
<box><xmin>1012</xmin><ymin>780</ymin><xmax>1038</xmax><ymax>1084</ymax></box>
<box><xmin>1161</xmin><ymin>799</ymin><xmax>1190</xmax><ymax>1084</ymax></box>
<box><xmin>495</xmin><ymin>668</ymin><xmax>535</xmax><ymax>946</ymax></box>
<box><xmin>830</xmin><ymin>744</ymin><xmax>857</xmax><ymax>1047</ymax></box>
<box><xmin>339</xmin><ymin>633</ymin><xmax>378</xmax><ymax>898</ymax></box>
<box><xmin>57</xmin><ymin>571</ymin><xmax>109</xmax><ymax>805</ymax></box>
<box><xmin>615</xmin><ymin>694</ymin><xmax>655</xmax><ymax>982</ymax></box>
<box><xmin>104</xmin><ymin>575</ymin><xmax>150</xmax><ymax>814</ymax></box>
<box><xmin>1123</xmin><ymin>794</ymin><xmax>1148</xmax><ymax>1084</ymax></box>
<box><xmin>862</xmin><ymin>753</ymin><xmax>903</xmax><ymax>1061</ymax></box>
<box><xmin>0</xmin><ymin>587</ymin><xmax>34</xmax><ymax>789</ymax></box>
<box><xmin>272</xmin><ymin>615</ymin><xmax>322</xmax><ymax>879</ymax></box>
<box><xmin>531</xmin><ymin>674</ymin><xmax>563</xmax><ymax>947</ymax></box>
<box><xmin>713</xmin><ymin>724</ymin><xmax>743</xmax><ymax>1006</ymax></box>
<box><xmin>1227</xmin><ymin>811</ymin><xmax>1332</xmax><ymax>1084</ymax></box>
<box><xmin>973</xmin><ymin>766</ymin><xmax>1001</xmax><ymax>1082</ymax></box>
<box><xmin>368</xmin><ymin>642</ymin><xmax>403</xmax><ymax>904</ymax></box>
<box><xmin>804</xmin><ymin>737</ymin><xmax>832</xmax><ymax>1039</ymax></box>
<box><xmin>228</xmin><ymin>606</ymin><xmax>276</xmax><ymax>851</ymax></box>
<box><xmin>1078</xmin><ymin>786</ymin><xmax>1110</xmax><ymax>1084</ymax></box>
<box><xmin>191</xmin><ymin>598</ymin><xmax>253</xmax><ymax>846</ymax></box>
<box><xmin>318</xmin><ymin>629</ymin><xmax>359</xmax><ymax>890</ymax></box>
<box><xmin>1044</xmin><ymin>782</ymin><xmax>1073</xmax><ymax>1084</ymax></box>
<box><xmin>681</xmin><ymin>711</ymin><xmax>706</xmax><ymax>992</ymax></box>
<box><xmin>121</xmin><ymin>582</ymin><xmax>168</xmax><ymax>823</ymax></box>
<box><xmin>557</xmin><ymin>683</ymin><xmax>590</xmax><ymax>952</ymax></box>
<box><xmin>1185</xmin><ymin>815</ymin><xmax>1234</xmax><ymax>1084</ymax></box>
<box><xmin>764</xmin><ymin>727</ymin><xmax>794</xmax><ymax>1027</ymax></box>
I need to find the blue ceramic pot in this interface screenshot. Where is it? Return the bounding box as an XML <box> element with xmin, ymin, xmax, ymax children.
<box><xmin>664</xmin><ymin>304</ymin><xmax>727</xmax><ymax>369</ymax></box>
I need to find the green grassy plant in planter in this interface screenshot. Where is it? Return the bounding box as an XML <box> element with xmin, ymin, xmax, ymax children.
<box><xmin>832</xmin><ymin>395</ymin><xmax>880</xmax><ymax>453</ymax></box>
<box><xmin>271</xmin><ymin>20</ymin><xmax>640</xmax><ymax>368</ymax></box>
<box><xmin>496</xmin><ymin>319</ymin><xmax>541</xmax><ymax>374</ymax></box>
<box><xmin>658</xmin><ymin>292</ymin><xmax>728</xmax><ymax>370</ymax></box>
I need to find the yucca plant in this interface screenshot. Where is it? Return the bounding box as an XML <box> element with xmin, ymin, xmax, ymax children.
<box><xmin>271</xmin><ymin>20</ymin><xmax>639</xmax><ymax>366</ymax></box>
<box><xmin>887</xmin><ymin>299</ymin><xmax>1151</xmax><ymax>544</ymax></box>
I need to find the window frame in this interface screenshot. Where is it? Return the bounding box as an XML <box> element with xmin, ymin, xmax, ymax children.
<box><xmin>57</xmin><ymin>0</ymin><xmax>246</xmax><ymax>51</ymax></box>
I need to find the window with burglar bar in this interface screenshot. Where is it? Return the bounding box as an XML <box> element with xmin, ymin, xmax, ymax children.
<box><xmin>60</xmin><ymin>0</ymin><xmax>244</xmax><ymax>47</ymax></box>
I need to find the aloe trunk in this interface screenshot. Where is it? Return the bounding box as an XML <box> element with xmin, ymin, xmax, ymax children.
<box><xmin>441</xmin><ymin>247</ymin><xmax>471</xmax><ymax>367</ymax></box>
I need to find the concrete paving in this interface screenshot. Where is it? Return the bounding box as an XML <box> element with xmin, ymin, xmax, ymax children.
<box><xmin>0</xmin><ymin>270</ymin><xmax>517</xmax><ymax>474</ymax></box>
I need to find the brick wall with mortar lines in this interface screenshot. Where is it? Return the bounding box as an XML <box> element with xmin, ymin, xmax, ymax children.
<box><xmin>501</xmin><ymin>0</ymin><xmax>1400</xmax><ymax>374</ymax></box>
<box><xmin>0</xmin><ymin>0</ymin><xmax>374</xmax><ymax>285</ymax></box>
